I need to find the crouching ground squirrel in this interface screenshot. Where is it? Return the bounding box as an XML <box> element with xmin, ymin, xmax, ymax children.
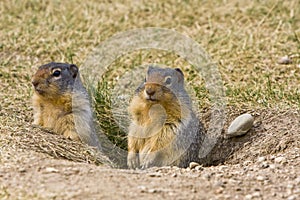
<box><xmin>127</xmin><ymin>66</ymin><xmax>205</xmax><ymax>169</ymax></box>
<box><xmin>31</xmin><ymin>62</ymin><xmax>100</xmax><ymax>149</ymax></box>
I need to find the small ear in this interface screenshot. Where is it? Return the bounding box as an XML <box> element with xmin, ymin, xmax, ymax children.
<box><xmin>175</xmin><ymin>68</ymin><xmax>184</xmax><ymax>83</ymax></box>
<box><xmin>69</xmin><ymin>64</ymin><xmax>78</xmax><ymax>78</ymax></box>
<box><xmin>175</xmin><ymin>68</ymin><xmax>184</xmax><ymax>76</ymax></box>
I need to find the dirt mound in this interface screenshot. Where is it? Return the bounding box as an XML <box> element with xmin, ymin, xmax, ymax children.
<box><xmin>198</xmin><ymin>108</ymin><xmax>300</xmax><ymax>166</ymax></box>
<box><xmin>227</xmin><ymin>109</ymin><xmax>299</xmax><ymax>164</ymax></box>
<box><xmin>1</xmin><ymin>107</ymin><xmax>299</xmax><ymax>199</ymax></box>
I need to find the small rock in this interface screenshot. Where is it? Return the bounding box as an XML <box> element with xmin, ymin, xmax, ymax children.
<box><xmin>287</xmin><ymin>195</ymin><xmax>298</xmax><ymax>200</ymax></box>
<box><xmin>171</xmin><ymin>173</ymin><xmax>177</xmax><ymax>177</ymax></box>
<box><xmin>215</xmin><ymin>187</ymin><xmax>224</xmax><ymax>194</ymax></box>
<box><xmin>138</xmin><ymin>185</ymin><xmax>146</xmax><ymax>192</ymax></box>
<box><xmin>45</xmin><ymin>167</ymin><xmax>59</xmax><ymax>173</ymax></box>
<box><xmin>227</xmin><ymin>113</ymin><xmax>254</xmax><ymax>137</ymax></box>
<box><xmin>189</xmin><ymin>162</ymin><xmax>200</xmax><ymax>169</ymax></box>
<box><xmin>252</xmin><ymin>192</ymin><xmax>261</xmax><ymax>197</ymax></box>
<box><xmin>168</xmin><ymin>192</ymin><xmax>175</xmax><ymax>196</ymax></box>
<box><xmin>257</xmin><ymin>156</ymin><xmax>266</xmax><ymax>163</ymax></box>
<box><xmin>256</xmin><ymin>176</ymin><xmax>266</xmax><ymax>181</ymax></box>
<box><xmin>148</xmin><ymin>172</ymin><xmax>161</xmax><ymax>177</ymax></box>
<box><xmin>18</xmin><ymin>168</ymin><xmax>26</xmax><ymax>173</ymax></box>
<box><xmin>259</xmin><ymin>162</ymin><xmax>269</xmax><ymax>169</ymax></box>
<box><xmin>172</xmin><ymin>166</ymin><xmax>180</xmax><ymax>170</ymax></box>
<box><xmin>219</xmin><ymin>165</ymin><xmax>228</xmax><ymax>170</ymax></box>
<box><xmin>245</xmin><ymin>194</ymin><xmax>252</xmax><ymax>200</ymax></box>
<box><xmin>277</xmin><ymin>55</ymin><xmax>292</xmax><ymax>64</ymax></box>
<box><xmin>274</xmin><ymin>156</ymin><xmax>287</xmax><ymax>164</ymax></box>
<box><xmin>270</xmin><ymin>155</ymin><xmax>276</xmax><ymax>160</ymax></box>
<box><xmin>269</xmin><ymin>164</ymin><xmax>276</xmax><ymax>169</ymax></box>
<box><xmin>195</xmin><ymin>166</ymin><xmax>204</xmax><ymax>171</ymax></box>
<box><xmin>148</xmin><ymin>189</ymin><xmax>158</xmax><ymax>193</ymax></box>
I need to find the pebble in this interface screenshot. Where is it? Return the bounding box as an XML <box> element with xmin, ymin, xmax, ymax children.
<box><xmin>269</xmin><ymin>164</ymin><xmax>276</xmax><ymax>169</ymax></box>
<box><xmin>18</xmin><ymin>168</ymin><xmax>26</xmax><ymax>173</ymax></box>
<box><xmin>44</xmin><ymin>167</ymin><xmax>59</xmax><ymax>173</ymax></box>
<box><xmin>245</xmin><ymin>194</ymin><xmax>253</xmax><ymax>200</ymax></box>
<box><xmin>277</xmin><ymin>55</ymin><xmax>292</xmax><ymax>64</ymax></box>
<box><xmin>252</xmin><ymin>192</ymin><xmax>261</xmax><ymax>198</ymax></box>
<box><xmin>259</xmin><ymin>162</ymin><xmax>269</xmax><ymax>169</ymax></box>
<box><xmin>274</xmin><ymin>156</ymin><xmax>287</xmax><ymax>164</ymax></box>
<box><xmin>138</xmin><ymin>185</ymin><xmax>146</xmax><ymax>192</ymax></box>
<box><xmin>227</xmin><ymin>113</ymin><xmax>254</xmax><ymax>137</ymax></box>
<box><xmin>287</xmin><ymin>195</ymin><xmax>298</xmax><ymax>200</ymax></box>
<box><xmin>195</xmin><ymin>166</ymin><xmax>204</xmax><ymax>171</ymax></box>
<box><xmin>256</xmin><ymin>176</ymin><xmax>266</xmax><ymax>181</ymax></box>
<box><xmin>148</xmin><ymin>189</ymin><xmax>158</xmax><ymax>193</ymax></box>
<box><xmin>245</xmin><ymin>192</ymin><xmax>261</xmax><ymax>199</ymax></box>
<box><xmin>215</xmin><ymin>187</ymin><xmax>224</xmax><ymax>194</ymax></box>
<box><xmin>189</xmin><ymin>162</ymin><xmax>200</xmax><ymax>169</ymax></box>
<box><xmin>148</xmin><ymin>172</ymin><xmax>161</xmax><ymax>177</ymax></box>
<box><xmin>219</xmin><ymin>165</ymin><xmax>228</xmax><ymax>171</ymax></box>
<box><xmin>257</xmin><ymin>156</ymin><xmax>266</xmax><ymax>163</ymax></box>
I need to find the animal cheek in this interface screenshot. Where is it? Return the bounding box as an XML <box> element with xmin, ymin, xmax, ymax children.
<box><xmin>47</xmin><ymin>83</ymin><xmax>60</xmax><ymax>93</ymax></box>
<box><xmin>164</xmin><ymin>92</ymin><xmax>174</xmax><ymax>100</ymax></box>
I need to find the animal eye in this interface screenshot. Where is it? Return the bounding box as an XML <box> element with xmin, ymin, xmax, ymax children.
<box><xmin>164</xmin><ymin>76</ymin><xmax>172</xmax><ymax>85</ymax></box>
<box><xmin>52</xmin><ymin>70</ymin><xmax>61</xmax><ymax>77</ymax></box>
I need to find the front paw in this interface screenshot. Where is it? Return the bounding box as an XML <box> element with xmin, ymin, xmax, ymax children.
<box><xmin>140</xmin><ymin>152</ymin><xmax>163</xmax><ymax>169</ymax></box>
<box><xmin>63</xmin><ymin>130</ymin><xmax>80</xmax><ymax>141</ymax></box>
<box><xmin>127</xmin><ymin>152</ymin><xmax>140</xmax><ymax>169</ymax></box>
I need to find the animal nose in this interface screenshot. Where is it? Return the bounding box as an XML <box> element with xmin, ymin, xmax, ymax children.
<box><xmin>32</xmin><ymin>80</ymin><xmax>39</xmax><ymax>88</ymax></box>
<box><xmin>146</xmin><ymin>87</ymin><xmax>155</xmax><ymax>96</ymax></box>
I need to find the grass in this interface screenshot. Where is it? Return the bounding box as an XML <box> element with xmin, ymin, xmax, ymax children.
<box><xmin>0</xmin><ymin>0</ymin><xmax>299</xmax><ymax>161</ymax></box>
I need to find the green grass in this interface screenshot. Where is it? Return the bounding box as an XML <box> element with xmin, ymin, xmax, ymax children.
<box><xmin>0</xmin><ymin>0</ymin><xmax>299</xmax><ymax>150</ymax></box>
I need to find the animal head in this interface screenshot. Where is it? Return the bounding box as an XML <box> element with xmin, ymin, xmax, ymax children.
<box><xmin>138</xmin><ymin>66</ymin><xmax>185</xmax><ymax>103</ymax></box>
<box><xmin>32</xmin><ymin>62</ymin><xmax>78</xmax><ymax>97</ymax></box>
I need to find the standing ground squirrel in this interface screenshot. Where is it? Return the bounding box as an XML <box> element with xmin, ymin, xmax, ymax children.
<box><xmin>127</xmin><ymin>66</ymin><xmax>204</xmax><ymax>169</ymax></box>
<box><xmin>32</xmin><ymin>62</ymin><xmax>100</xmax><ymax>148</ymax></box>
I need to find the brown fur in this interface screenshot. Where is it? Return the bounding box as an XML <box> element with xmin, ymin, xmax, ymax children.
<box><xmin>127</xmin><ymin>66</ymin><xmax>202</xmax><ymax>169</ymax></box>
<box><xmin>31</xmin><ymin>62</ymin><xmax>97</xmax><ymax>144</ymax></box>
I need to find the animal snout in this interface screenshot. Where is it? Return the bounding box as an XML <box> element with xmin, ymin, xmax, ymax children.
<box><xmin>145</xmin><ymin>87</ymin><xmax>156</xmax><ymax>96</ymax></box>
<box><xmin>32</xmin><ymin>79</ymin><xmax>39</xmax><ymax>88</ymax></box>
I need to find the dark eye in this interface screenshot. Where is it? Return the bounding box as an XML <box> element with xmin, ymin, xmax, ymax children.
<box><xmin>52</xmin><ymin>70</ymin><xmax>61</xmax><ymax>77</ymax></box>
<box><xmin>165</xmin><ymin>77</ymin><xmax>172</xmax><ymax>85</ymax></box>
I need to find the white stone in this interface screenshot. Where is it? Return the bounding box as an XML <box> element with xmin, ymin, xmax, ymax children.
<box><xmin>257</xmin><ymin>156</ymin><xmax>266</xmax><ymax>162</ymax></box>
<box><xmin>274</xmin><ymin>156</ymin><xmax>287</xmax><ymax>164</ymax></box>
<box><xmin>45</xmin><ymin>167</ymin><xmax>59</xmax><ymax>173</ymax></box>
<box><xmin>189</xmin><ymin>162</ymin><xmax>200</xmax><ymax>169</ymax></box>
<box><xmin>227</xmin><ymin>113</ymin><xmax>254</xmax><ymax>137</ymax></box>
<box><xmin>277</xmin><ymin>55</ymin><xmax>292</xmax><ymax>64</ymax></box>
<box><xmin>256</xmin><ymin>176</ymin><xmax>266</xmax><ymax>181</ymax></box>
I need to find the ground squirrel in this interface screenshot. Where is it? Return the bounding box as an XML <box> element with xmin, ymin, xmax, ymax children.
<box><xmin>127</xmin><ymin>66</ymin><xmax>204</xmax><ymax>169</ymax></box>
<box><xmin>32</xmin><ymin>62</ymin><xmax>100</xmax><ymax>149</ymax></box>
